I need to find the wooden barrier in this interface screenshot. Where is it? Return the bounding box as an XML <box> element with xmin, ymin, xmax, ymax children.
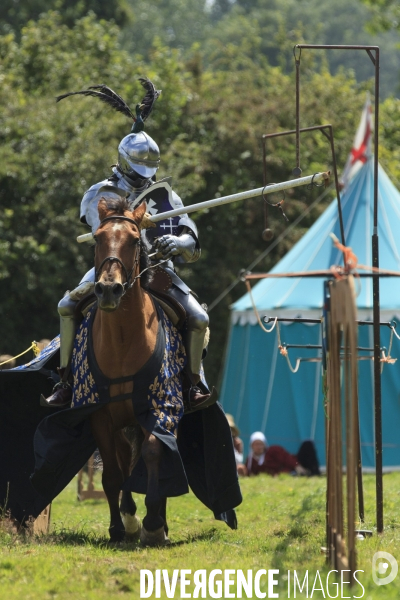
<box><xmin>30</xmin><ymin>505</ymin><xmax>51</xmax><ymax>535</ymax></box>
<box><xmin>325</xmin><ymin>276</ymin><xmax>359</xmax><ymax>576</ymax></box>
<box><xmin>77</xmin><ymin>453</ymin><xmax>106</xmax><ymax>501</ymax></box>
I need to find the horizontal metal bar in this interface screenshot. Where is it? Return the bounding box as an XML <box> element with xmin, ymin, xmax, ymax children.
<box><xmin>263</xmin><ymin>316</ymin><xmax>321</xmax><ymax>324</ymax></box>
<box><xmin>295</xmin><ymin>44</ymin><xmax>379</xmax><ymax>51</ymax></box>
<box><xmin>262</xmin><ymin>125</ymin><xmax>331</xmax><ymax>140</ymax></box>
<box><xmin>263</xmin><ymin>316</ymin><xmax>396</xmax><ymax>329</ymax></box>
<box><xmin>246</xmin><ymin>271</ymin><xmax>400</xmax><ymax>279</ymax></box>
<box><xmin>295</xmin><ymin>357</ymin><xmax>377</xmax><ymax>362</ymax></box>
<box><xmin>283</xmin><ymin>344</ymin><xmax>375</xmax><ymax>351</ymax></box>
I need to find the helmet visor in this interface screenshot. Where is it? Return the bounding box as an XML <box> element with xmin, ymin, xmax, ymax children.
<box><xmin>130</xmin><ymin>163</ymin><xmax>158</xmax><ymax>178</ymax></box>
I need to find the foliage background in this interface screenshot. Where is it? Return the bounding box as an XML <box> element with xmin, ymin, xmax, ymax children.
<box><xmin>0</xmin><ymin>0</ymin><xmax>400</xmax><ymax>385</ymax></box>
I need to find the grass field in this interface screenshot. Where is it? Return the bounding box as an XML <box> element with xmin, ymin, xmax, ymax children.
<box><xmin>1</xmin><ymin>472</ymin><xmax>400</xmax><ymax>599</ymax></box>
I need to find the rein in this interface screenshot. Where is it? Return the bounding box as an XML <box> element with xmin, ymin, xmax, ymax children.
<box><xmin>94</xmin><ymin>214</ymin><xmax>168</xmax><ymax>292</ymax></box>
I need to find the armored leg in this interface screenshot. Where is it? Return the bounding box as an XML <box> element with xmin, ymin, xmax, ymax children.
<box><xmin>179</xmin><ymin>295</ymin><xmax>216</xmax><ymax>412</ymax></box>
<box><xmin>165</xmin><ymin>282</ymin><xmax>209</xmax><ymax>383</ymax></box>
<box><xmin>185</xmin><ymin>296</ymin><xmax>209</xmax><ymax>383</ymax></box>
<box><xmin>58</xmin><ymin>294</ymin><xmax>78</xmax><ymax>370</ymax></box>
<box><xmin>42</xmin><ymin>268</ymin><xmax>95</xmax><ymax>407</ymax></box>
<box><xmin>58</xmin><ymin>268</ymin><xmax>95</xmax><ymax>368</ymax></box>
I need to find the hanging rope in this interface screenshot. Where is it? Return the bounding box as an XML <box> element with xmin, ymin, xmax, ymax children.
<box><xmin>389</xmin><ymin>322</ymin><xmax>400</xmax><ymax>341</ymax></box>
<box><xmin>244</xmin><ymin>280</ymin><xmax>277</xmax><ymax>333</ymax></box>
<box><xmin>275</xmin><ymin>322</ymin><xmax>301</xmax><ymax>374</ymax></box>
<box><xmin>329</xmin><ymin>233</ymin><xmax>358</xmax><ymax>278</ymax></box>
<box><xmin>0</xmin><ymin>341</ymin><xmax>40</xmax><ymax>367</ymax></box>
<box><xmin>244</xmin><ymin>279</ymin><xmax>301</xmax><ymax>372</ymax></box>
<box><xmin>380</xmin><ymin>326</ymin><xmax>397</xmax><ymax>372</ymax></box>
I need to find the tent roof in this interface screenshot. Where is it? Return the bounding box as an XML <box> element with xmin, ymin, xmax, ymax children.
<box><xmin>233</xmin><ymin>159</ymin><xmax>400</xmax><ymax>320</ymax></box>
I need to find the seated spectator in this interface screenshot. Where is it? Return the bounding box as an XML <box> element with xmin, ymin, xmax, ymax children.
<box><xmin>226</xmin><ymin>413</ymin><xmax>247</xmax><ymax>476</ymax></box>
<box><xmin>0</xmin><ymin>354</ymin><xmax>16</xmax><ymax>370</ymax></box>
<box><xmin>37</xmin><ymin>339</ymin><xmax>51</xmax><ymax>352</ymax></box>
<box><xmin>246</xmin><ymin>432</ymin><xmax>320</xmax><ymax>477</ymax></box>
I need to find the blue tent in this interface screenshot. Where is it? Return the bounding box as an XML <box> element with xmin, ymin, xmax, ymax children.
<box><xmin>220</xmin><ymin>159</ymin><xmax>400</xmax><ymax>470</ymax></box>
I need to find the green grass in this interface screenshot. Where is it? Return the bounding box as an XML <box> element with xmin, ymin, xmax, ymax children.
<box><xmin>1</xmin><ymin>473</ymin><xmax>400</xmax><ymax>599</ymax></box>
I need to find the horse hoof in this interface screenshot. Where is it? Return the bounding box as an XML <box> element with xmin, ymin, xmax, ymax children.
<box><xmin>122</xmin><ymin>513</ymin><xmax>141</xmax><ymax>541</ymax></box>
<box><xmin>140</xmin><ymin>525</ymin><xmax>171</xmax><ymax>547</ymax></box>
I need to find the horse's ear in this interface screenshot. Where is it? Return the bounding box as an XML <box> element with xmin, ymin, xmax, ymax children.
<box><xmin>98</xmin><ymin>198</ymin><xmax>109</xmax><ymax>221</ymax></box>
<box><xmin>132</xmin><ymin>200</ymin><xmax>147</xmax><ymax>224</ymax></box>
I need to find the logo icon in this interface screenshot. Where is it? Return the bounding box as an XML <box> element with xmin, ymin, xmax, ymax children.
<box><xmin>372</xmin><ymin>552</ymin><xmax>398</xmax><ymax>586</ymax></box>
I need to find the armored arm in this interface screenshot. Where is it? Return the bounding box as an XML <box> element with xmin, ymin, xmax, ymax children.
<box><xmin>154</xmin><ymin>189</ymin><xmax>201</xmax><ymax>263</ymax></box>
<box><xmin>155</xmin><ymin>232</ymin><xmax>200</xmax><ymax>262</ymax></box>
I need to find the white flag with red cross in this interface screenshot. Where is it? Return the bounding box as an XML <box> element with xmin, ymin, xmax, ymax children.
<box><xmin>340</xmin><ymin>93</ymin><xmax>373</xmax><ymax>189</ymax></box>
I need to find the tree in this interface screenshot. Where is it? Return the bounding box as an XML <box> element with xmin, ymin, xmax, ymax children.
<box><xmin>0</xmin><ymin>7</ymin><xmax>397</xmax><ymax>387</ymax></box>
<box><xmin>202</xmin><ymin>0</ymin><xmax>400</xmax><ymax>98</ymax></box>
<box><xmin>0</xmin><ymin>0</ymin><xmax>132</xmax><ymax>34</ymax></box>
<box><xmin>0</xmin><ymin>13</ymin><xmax>138</xmax><ymax>352</ymax></box>
<box><xmin>122</xmin><ymin>0</ymin><xmax>211</xmax><ymax>55</ymax></box>
<box><xmin>361</xmin><ymin>0</ymin><xmax>400</xmax><ymax>33</ymax></box>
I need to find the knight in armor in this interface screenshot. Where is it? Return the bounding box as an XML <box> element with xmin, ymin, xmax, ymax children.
<box><xmin>44</xmin><ymin>79</ymin><xmax>213</xmax><ymax>411</ymax></box>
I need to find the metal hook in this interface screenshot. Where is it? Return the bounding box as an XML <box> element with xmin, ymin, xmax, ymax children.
<box><xmin>293</xmin><ymin>46</ymin><xmax>302</xmax><ymax>62</ymax></box>
<box><xmin>307</xmin><ymin>173</ymin><xmax>326</xmax><ymax>190</ymax></box>
<box><xmin>262</xmin><ymin>186</ymin><xmax>289</xmax><ymax>222</ymax></box>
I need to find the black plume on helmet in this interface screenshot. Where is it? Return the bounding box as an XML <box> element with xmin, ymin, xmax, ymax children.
<box><xmin>56</xmin><ymin>77</ymin><xmax>161</xmax><ymax>133</ymax></box>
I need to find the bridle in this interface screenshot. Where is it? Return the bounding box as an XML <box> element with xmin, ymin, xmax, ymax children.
<box><xmin>94</xmin><ymin>215</ymin><xmax>142</xmax><ymax>292</ymax></box>
<box><xmin>94</xmin><ymin>214</ymin><xmax>168</xmax><ymax>293</ymax></box>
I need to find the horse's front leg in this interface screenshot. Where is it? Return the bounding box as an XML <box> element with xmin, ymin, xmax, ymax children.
<box><xmin>91</xmin><ymin>411</ymin><xmax>125</xmax><ymax>542</ymax></box>
<box><xmin>116</xmin><ymin>430</ymin><xmax>141</xmax><ymax>540</ymax></box>
<box><xmin>160</xmin><ymin>497</ymin><xmax>168</xmax><ymax>537</ymax></box>
<box><xmin>140</xmin><ymin>431</ymin><xmax>169</xmax><ymax>546</ymax></box>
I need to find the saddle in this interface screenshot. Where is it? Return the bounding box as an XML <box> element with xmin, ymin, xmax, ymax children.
<box><xmin>74</xmin><ymin>293</ymin><xmax>97</xmax><ymax>320</ymax></box>
<box><xmin>147</xmin><ymin>268</ymin><xmax>187</xmax><ymax>330</ymax></box>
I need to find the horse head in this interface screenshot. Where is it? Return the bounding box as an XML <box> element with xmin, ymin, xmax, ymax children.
<box><xmin>94</xmin><ymin>197</ymin><xmax>147</xmax><ymax>311</ymax></box>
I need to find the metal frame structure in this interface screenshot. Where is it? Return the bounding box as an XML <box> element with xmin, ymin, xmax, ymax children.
<box><xmin>292</xmin><ymin>44</ymin><xmax>383</xmax><ymax>533</ymax></box>
<box><xmin>262</xmin><ymin>125</ymin><xmax>345</xmax><ymax>245</ymax></box>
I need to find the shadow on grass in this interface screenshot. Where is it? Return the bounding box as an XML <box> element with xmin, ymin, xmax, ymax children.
<box><xmin>33</xmin><ymin>525</ymin><xmax>221</xmax><ymax>551</ymax></box>
<box><xmin>170</xmin><ymin>527</ymin><xmax>220</xmax><ymax>547</ymax></box>
<box><xmin>269</xmin><ymin>492</ymin><xmax>324</xmax><ymax>569</ymax></box>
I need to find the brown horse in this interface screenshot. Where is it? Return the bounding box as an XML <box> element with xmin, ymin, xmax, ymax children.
<box><xmin>89</xmin><ymin>196</ymin><xmax>170</xmax><ymax>545</ymax></box>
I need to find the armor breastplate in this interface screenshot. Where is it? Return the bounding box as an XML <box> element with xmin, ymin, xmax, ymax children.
<box><xmin>80</xmin><ymin>175</ymin><xmax>199</xmax><ymax>265</ymax></box>
<box><xmin>80</xmin><ymin>169</ymin><xmax>149</xmax><ymax>231</ymax></box>
<box><xmin>130</xmin><ymin>181</ymin><xmax>186</xmax><ymax>251</ymax></box>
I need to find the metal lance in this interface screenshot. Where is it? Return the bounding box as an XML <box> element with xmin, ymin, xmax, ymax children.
<box><xmin>77</xmin><ymin>171</ymin><xmax>330</xmax><ymax>243</ymax></box>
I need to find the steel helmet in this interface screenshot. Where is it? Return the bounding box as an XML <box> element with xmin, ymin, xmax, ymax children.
<box><xmin>118</xmin><ymin>131</ymin><xmax>160</xmax><ymax>179</ymax></box>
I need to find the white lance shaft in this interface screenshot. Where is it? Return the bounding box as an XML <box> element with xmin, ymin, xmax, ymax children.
<box><xmin>77</xmin><ymin>171</ymin><xmax>329</xmax><ymax>243</ymax></box>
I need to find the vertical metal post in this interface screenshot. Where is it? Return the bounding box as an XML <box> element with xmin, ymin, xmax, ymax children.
<box><xmin>323</xmin><ymin>127</ymin><xmax>346</xmax><ymax>246</ymax></box>
<box><xmin>371</xmin><ymin>48</ymin><xmax>383</xmax><ymax>533</ymax></box>
<box><xmin>356</xmin><ymin>401</ymin><xmax>365</xmax><ymax>522</ymax></box>
<box><xmin>262</xmin><ymin>137</ymin><xmax>269</xmax><ymax>233</ymax></box>
<box><xmin>293</xmin><ymin>47</ymin><xmax>302</xmax><ymax>177</ymax></box>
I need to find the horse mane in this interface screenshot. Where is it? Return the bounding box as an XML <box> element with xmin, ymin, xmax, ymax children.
<box><xmin>102</xmin><ymin>197</ymin><xmax>131</xmax><ymax>214</ymax></box>
<box><xmin>101</xmin><ymin>197</ymin><xmax>153</xmax><ymax>289</ymax></box>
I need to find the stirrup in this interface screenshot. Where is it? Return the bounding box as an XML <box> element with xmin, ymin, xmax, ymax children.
<box><xmin>40</xmin><ymin>380</ymin><xmax>72</xmax><ymax>408</ymax></box>
<box><xmin>183</xmin><ymin>386</ymin><xmax>218</xmax><ymax>414</ymax></box>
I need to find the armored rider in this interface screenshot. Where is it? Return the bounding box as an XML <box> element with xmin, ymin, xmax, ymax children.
<box><xmin>45</xmin><ymin>81</ymin><xmax>213</xmax><ymax>410</ymax></box>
